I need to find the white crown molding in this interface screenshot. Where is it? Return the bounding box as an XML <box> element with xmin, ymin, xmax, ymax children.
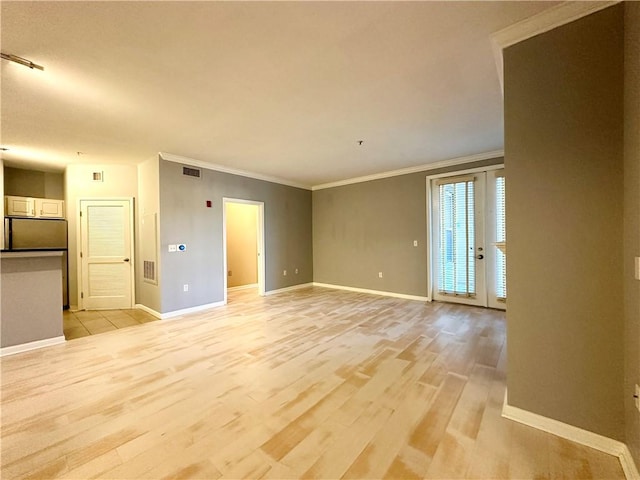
<box><xmin>0</xmin><ymin>336</ymin><xmax>66</xmax><ymax>357</ymax></box>
<box><xmin>313</xmin><ymin>282</ymin><xmax>429</xmax><ymax>302</ymax></box>
<box><xmin>311</xmin><ymin>149</ymin><xmax>504</xmax><ymax>191</ymax></box>
<box><xmin>264</xmin><ymin>282</ymin><xmax>314</xmax><ymax>296</ymax></box>
<box><xmin>502</xmin><ymin>400</ymin><xmax>639</xmax><ymax>480</ymax></box>
<box><xmin>621</xmin><ymin>445</ymin><xmax>640</xmax><ymax>480</ymax></box>
<box><xmin>491</xmin><ymin>1</ymin><xmax>621</xmax><ymax>92</ymax></box>
<box><xmin>160</xmin><ymin>152</ymin><xmax>312</xmax><ymax>191</ymax></box>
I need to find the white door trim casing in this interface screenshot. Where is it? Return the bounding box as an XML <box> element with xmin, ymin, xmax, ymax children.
<box><xmin>77</xmin><ymin>197</ymin><xmax>135</xmax><ymax>310</ymax></box>
<box><xmin>222</xmin><ymin>198</ymin><xmax>266</xmax><ymax>304</ymax></box>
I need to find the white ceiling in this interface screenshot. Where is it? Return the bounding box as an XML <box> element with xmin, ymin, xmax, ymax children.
<box><xmin>1</xmin><ymin>1</ymin><xmax>558</xmax><ymax>187</ymax></box>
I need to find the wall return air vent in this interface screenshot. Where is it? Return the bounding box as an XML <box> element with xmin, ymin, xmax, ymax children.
<box><xmin>182</xmin><ymin>165</ymin><xmax>201</xmax><ymax>178</ymax></box>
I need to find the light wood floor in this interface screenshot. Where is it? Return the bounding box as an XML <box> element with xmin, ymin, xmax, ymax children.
<box><xmin>1</xmin><ymin>287</ymin><xmax>624</xmax><ymax>479</ymax></box>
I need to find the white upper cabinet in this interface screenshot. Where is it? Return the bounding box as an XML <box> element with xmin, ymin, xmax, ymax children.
<box><xmin>5</xmin><ymin>196</ymin><xmax>36</xmax><ymax>217</ymax></box>
<box><xmin>5</xmin><ymin>196</ymin><xmax>65</xmax><ymax>219</ymax></box>
<box><xmin>36</xmin><ymin>198</ymin><xmax>65</xmax><ymax>218</ymax></box>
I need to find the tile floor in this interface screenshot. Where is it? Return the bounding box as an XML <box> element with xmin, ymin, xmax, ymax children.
<box><xmin>63</xmin><ymin>308</ymin><xmax>159</xmax><ymax>340</ymax></box>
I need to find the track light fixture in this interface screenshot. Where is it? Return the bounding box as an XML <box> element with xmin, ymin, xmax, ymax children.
<box><xmin>1</xmin><ymin>52</ymin><xmax>44</xmax><ymax>71</ymax></box>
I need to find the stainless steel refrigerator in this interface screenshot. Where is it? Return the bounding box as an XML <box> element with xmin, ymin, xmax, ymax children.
<box><xmin>4</xmin><ymin>217</ymin><xmax>69</xmax><ymax>308</ymax></box>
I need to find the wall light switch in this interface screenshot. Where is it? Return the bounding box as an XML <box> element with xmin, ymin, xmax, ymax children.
<box><xmin>183</xmin><ymin>284</ymin><xmax>189</xmax><ymax>292</ymax></box>
<box><xmin>283</xmin><ymin>270</ymin><xmax>287</xmax><ymax>276</ymax></box>
<box><xmin>168</xmin><ymin>244</ymin><xmax>177</xmax><ymax>252</ymax></box>
<box><xmin>378</xmin><ymin>272</ymin><xmax>383</xmax><ymax>278</ymax></box>
<box><xmin>413</xmin><ymin>240</ymin><xmax>418</xmax><ymax>247</ymax></box>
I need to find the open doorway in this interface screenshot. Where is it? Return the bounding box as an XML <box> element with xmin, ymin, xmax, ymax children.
<box><xmin>223</xmin><ymin>198</ymin><xmax>265</xmax><ymax>304</ymax></box>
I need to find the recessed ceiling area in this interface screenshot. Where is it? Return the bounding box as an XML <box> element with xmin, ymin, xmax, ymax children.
<box><xmin>1</xmin><ymin>1</ymin><xmax>558</xmax><ymax>187</ymax></box>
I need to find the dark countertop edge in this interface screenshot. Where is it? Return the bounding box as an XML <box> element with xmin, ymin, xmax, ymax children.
<box><xmin>1</xmin><ymin>248</ymin><xmax>67</xmax><ymax>252</ymax></box>
<box><xmin>1</xmin><ymin>251</ymin><xmax>65</xmax><ymax>259</ymax></box>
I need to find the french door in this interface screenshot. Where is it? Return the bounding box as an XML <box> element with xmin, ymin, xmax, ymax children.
<box><xmin>429</xmin><ymin>168</ymin><xmax>506</xmax><ymax>309</ymax></box>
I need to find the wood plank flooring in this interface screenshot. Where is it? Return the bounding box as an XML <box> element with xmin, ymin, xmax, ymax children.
<box><xmin>1</xmin><ymin>287</ymin><xmax>624</xmax><ymax>479</ymax></box>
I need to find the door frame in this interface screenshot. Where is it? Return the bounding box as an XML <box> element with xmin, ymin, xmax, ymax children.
<box><xmin>77</xmin><ymin>197</ymin><xmax>135</xmax><ymax>311</ymax></box>
<box><xmin>222</xmin><ymin>198</ymin><xmax>265</xmax><ymax>304</ymax></box>
<box><xmin>426</xmin><ymin>164</ymin><xmax>504</xmax><ymax>305</ymax></box>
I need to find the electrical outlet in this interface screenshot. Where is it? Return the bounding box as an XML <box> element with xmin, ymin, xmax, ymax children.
<box><xmin>183</xmin><ymin>284</ymin><xmax>189</xmax><ymax>292</ymax></box>
<box><xmin>283</xmin><ymin>270</ymin><xmax>287</xmax><ymax>276</ymax></box>
<box><xmin>168</xmin><ymin>244</ymin><xmax>177</xmax><ymax>252</ymax></box>
<box><xmin>635</xmin><ymin>384</ymin><xmax>640</xmax><ymax>412</ymax></box>
<box><xmin>295</xmin><ymin>268</ymin><xmax>299</xmax><ymax>274</ymax></box>
<box><xmin>378</xmin><ymin>272</ymin><xmax>383</xmax><ymax>278</ymax></box>
<box><xmin>413</xmin><ymin>240</ymin><xmax>418</xmax><ymax>247</ymax></box>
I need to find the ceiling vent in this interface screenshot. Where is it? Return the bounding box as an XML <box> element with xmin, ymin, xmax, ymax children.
<box><xmin>182</xmin><ymin>165</ymin><xmax>201</xmax><ymax>179</ymax></box>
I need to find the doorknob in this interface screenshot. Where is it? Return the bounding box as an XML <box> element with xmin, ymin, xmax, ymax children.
<box><xmin>124</xmin><ymin>258</ymin><xmax>130</xmax><ymax>262</ymax></box>
<box><xmin>476</xmin><ymin>254</ymin><xmax>484</xmax><ymax>260</ymax></box>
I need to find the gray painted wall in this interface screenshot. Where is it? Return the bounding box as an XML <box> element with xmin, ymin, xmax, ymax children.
<box><xmin>158</xmin><ymin>158</ymin><xmax>312</xmax><ymax>313</ymax></box>
<box><xmin>624</xmin><ymin>1</ymin><xmax>640</xmax><ymax>466</ymax></box>
<box><xmin>505</xmin><ymin>5</ymin><xmax>624</xmax><ymax>440</ymax></box>
<box><xmin>312</xmin><ymin>158</ymin><xmax>502</xmax><ymax>297</ymax></box>
<box><xmin>4</xmin><ymin>167</ymin><xmax>64</xmax><ymax>200</ymax></box>
<box><xmin>1</xmin><ymin>254</ymin><xmax>63</xmax><ymax>347</ymax></box>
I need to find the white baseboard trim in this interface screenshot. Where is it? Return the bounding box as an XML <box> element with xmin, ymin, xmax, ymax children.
<box><xmin>502</xmin><ymin>400</ymin><xmax>639</xmax><ymax>480</ymax></box>
<box><xmin>312</xmin><ymin>282</ymin><xmax>429</xmax><ymax>302</ymax></box>
<box><xmin>136</xmin><ymin>301</ymin><xmax>226</xmax><ymax>320</ymax></box>
<box><xmin>134</xmin><ymin>304</ymin><xmax>162</xmax><ymax>319</ymax></box>
<box><xmin>0</xmin><ymin>335</ymin><xmax>66</xmax><ymax>357</ymax></box>
<box><xmin>227</xmin><ymin>283</ymin><xmax>258</xmax><ymax>292</ymax></box>
<box><xmin>264</xmin><ymin>283</ymin><xmax>314</xmax><ymax>296</ymax></box>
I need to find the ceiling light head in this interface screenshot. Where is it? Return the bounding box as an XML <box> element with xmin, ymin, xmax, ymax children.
<box><xmin>1</xmin><ymin>52</ymin><xmax>44</xmax><ymax>71</ymax></box>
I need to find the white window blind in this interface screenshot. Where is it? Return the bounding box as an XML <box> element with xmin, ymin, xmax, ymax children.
<box><xmin>495</xmin><ymin>174</ymin><xmax>507</xmax><ymax>301</ymax></box>
<box><xmin>438</xmin><ymin>178</ymin><xmax>476</xmax><ymax>297</ymax></box>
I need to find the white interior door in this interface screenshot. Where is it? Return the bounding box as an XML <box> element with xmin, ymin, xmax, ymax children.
<box><xmin>431</xmin><ymin>173</ymin><xmax>487</xmax><ymax>307</ymax></box>
<box><xmin>80</xmin><ymin>199</ymin><xmax>133</xmax><ymax>309</ymax></box>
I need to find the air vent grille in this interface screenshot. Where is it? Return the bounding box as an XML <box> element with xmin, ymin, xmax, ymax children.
<box><xmin>144</xmin><ymin>260</ymin><xmax>156</xmax><ymax>282</ymax></box>
<box><xmin>182</xmin><ymin>166</ymin><xmax>201</xmax><ymax>178</ymax></box>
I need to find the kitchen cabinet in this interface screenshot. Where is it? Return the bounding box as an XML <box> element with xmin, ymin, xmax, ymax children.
<box><xmin>5</xmin><ymin>196</ymin><xmax>65</xmax><ymax>219</ymax></box>
<box><xmin>35</xmin><ymin>198</ymin><xmax>65</xmax><ymax>218</ymax></box>
<box><xmin>5</xmin><ymin>196</ymin><xmax>36</xmax><ymax>217</ymax></box>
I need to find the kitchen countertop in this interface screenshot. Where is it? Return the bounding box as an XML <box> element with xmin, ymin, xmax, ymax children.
<box><xmin>1</xmin><ymin>250</ymin><xmax>65</xmax><ymax>258</ymax></box>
